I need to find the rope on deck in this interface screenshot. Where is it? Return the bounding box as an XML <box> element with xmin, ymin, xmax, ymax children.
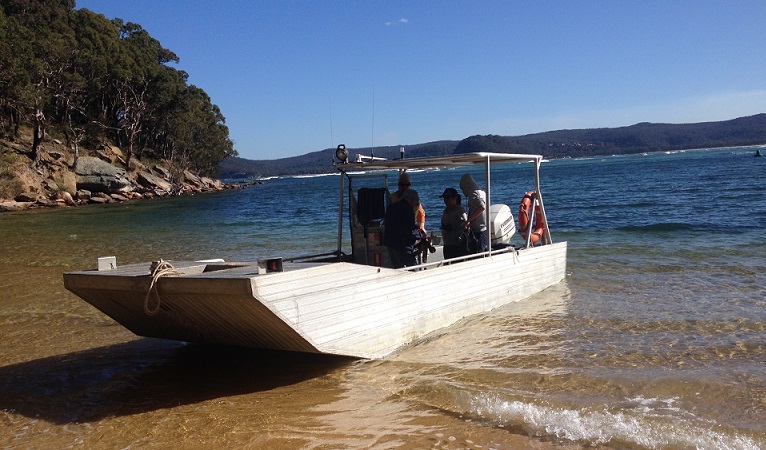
<box><xmin>144</xmin><ymin>259</ymin><xmax>180</xmax><ymax>316</ymax></box>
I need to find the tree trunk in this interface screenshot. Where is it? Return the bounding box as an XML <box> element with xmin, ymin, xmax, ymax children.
<box><xmin>31</xmin><ymin>108</ymin><xmax>45</xmax><ymax>165</ymax></box>
<box><xmin>125</xmin><ymin>144</ymin><xmax>132</xmax><ymax>171</ymax></box>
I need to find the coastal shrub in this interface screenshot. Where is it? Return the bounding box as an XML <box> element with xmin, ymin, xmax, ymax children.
<box><xmin>0</xmin><ymin>169</ymin><xmax>23</xmax><ymax>200</ymax></box>
<box><xmin>0</xmin><ymin>151</ymin><xmax>23</xmax><ymax>199</ymax></box>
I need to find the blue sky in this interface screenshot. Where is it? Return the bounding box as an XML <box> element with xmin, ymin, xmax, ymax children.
<box><xmin>75</xmin><ymin>1</ymin><xmax>766</xmax><ymax>160</ymax></box>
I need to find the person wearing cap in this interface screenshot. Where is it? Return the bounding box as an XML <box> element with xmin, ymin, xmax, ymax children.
<box><xmin>390</xmin><ymin>171</ymin><xmax>426</xmax><ymax>233</ymax></box>
<box><xmin>460</xmin><ymin>173</ymin><xmax>488</xmax><ymax>253</ymax></box>
<box><xmin>383</xmin><ymin>189</ymin><xmax>426</xmax><ymax>268</ymax></box>
<box><xmin>439</xmin><ymin>187</ymin><xmax>468</xmax><ymax>260</ymax></box>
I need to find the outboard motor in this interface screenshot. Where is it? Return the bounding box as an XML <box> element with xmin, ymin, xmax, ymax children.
<box><xmin>489</xmin><ymin>204</ymin><xmax>516</xmax><ymax>247</ymax></box>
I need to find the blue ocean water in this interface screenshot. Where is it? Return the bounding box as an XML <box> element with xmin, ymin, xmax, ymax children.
<box><xmin>1</xmin><ymin>146</ymin><xmax>764</xmax><ymax>448</ymax></box>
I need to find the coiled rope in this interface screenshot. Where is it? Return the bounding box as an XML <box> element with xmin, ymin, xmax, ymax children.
<box><xmin>144</xmin><ymin>259</ymin><xmax>180</xmax><ymax>316</ymax></box>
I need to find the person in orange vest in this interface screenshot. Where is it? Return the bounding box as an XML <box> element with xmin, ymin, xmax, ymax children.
<box><xmin>390</xmin><ymin>172</ymin><xmax>426</xmax><ymax>234</ymax></box>
<box><xmin>390</xmin><ymin>172</ymin><xmax>411</xmax><ymax>203</ymax></box>
<box><xmin>384</xmin><ymin>189</ymin><xmax>426</xmax><ymax>268</ymax></box>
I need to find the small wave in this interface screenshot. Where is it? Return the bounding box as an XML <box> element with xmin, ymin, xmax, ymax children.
<box><xmin>616</xmin><ymin>222</ymin><xmax>765</xmax><ymax>233</ymax></box>
<box><xmin>617</xmin><ymin>223</ymin><xmax>696</xmax><ymax>232</ymax></box>
<box><xmin>289</xmin><ymin>173</ymin><xmax>340</xmax><ymax>179</ymax></box>
<box><xmin>469</xmin><ymin>393</ymin><xmax>764</xmax><ymax>449</ymax></box>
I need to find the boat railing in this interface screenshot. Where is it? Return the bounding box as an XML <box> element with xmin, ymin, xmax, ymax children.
<box><xmin>284</xmin><ymin>250</ymin><xmax>346</xmax><ymax>263</ymax></box>
<box><xmin>404</xmin><ymin>245</ymin><xmax>520</xmax><ymax>271</ymax></box>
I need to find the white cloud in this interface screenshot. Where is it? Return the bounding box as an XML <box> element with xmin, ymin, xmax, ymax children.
<box><xmin>385</xmin><ymin>17</ymin><xmax>410</xmax><ymax>26</ymax></box>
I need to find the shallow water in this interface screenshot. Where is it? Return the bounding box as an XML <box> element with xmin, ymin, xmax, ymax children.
<box><xmin>1</xmin><ymin>147</ymin><xmax>765</xmax><ymax>449</ymax></box>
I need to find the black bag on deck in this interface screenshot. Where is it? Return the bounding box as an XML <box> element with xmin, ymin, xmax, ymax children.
<box><xmin>463</xmin><ymin>228</ymin><xmax>479</xmax><ymax>254</ymax></box>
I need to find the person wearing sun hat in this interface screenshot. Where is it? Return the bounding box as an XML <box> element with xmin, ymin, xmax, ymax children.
<box><xmin>390</xmin><ymin>171</ymin><xmax>426</xmax><ymax>233</ymax></box>
<box><xmin>383</xmin><ymin>189</ymin><xmax>426</xmax><ymax>268</ymax></box>
<box><xmin>439</xmin><ymin>187</ymin><xmax>468</xmax><ymax>260</ymax></box>
<box><xmin>390</xmin><ymin>172</ymin><xmax>412</xmax><ymax>203</ymax></box>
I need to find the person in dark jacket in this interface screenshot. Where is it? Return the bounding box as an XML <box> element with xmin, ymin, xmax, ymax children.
<box><xmin>439</xmin><ymin>187</ymin><xmax>468</xmax><ymax>260</ymax></box>
<box><xmin>383</xmin><ymin>189</ymin><xmax>426</xmax><ymax>268</ymax></box>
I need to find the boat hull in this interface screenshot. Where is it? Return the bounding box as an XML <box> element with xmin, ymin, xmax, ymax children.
<box><xmin>64</xmin><ymin>242</ymin><xmax>567</xmax><ymax>359</ymax></box>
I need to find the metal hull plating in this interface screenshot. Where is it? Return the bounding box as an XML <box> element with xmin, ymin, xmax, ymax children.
<box><xmin>64</xmin><ymin>242</ymin><xmax>566</xmax><ymax>359</ymax></box>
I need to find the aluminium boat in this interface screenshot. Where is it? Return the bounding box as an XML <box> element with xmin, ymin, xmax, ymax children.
<box><xmin>64</xmin><ymin>150</ymin><xmax>567</xmax><ymax>358</ymax></box>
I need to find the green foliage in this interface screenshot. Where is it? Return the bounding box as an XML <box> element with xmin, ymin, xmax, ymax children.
<box><xmin>0</xmin><ymin>1</ymin><xmax>236</xmax><ymax>175</ymax></box>
<box><xmin>0</xmin><ymin>151</ymin><xmax>23</xmax><ymax>199</ymax></box>
<box><xmin>452</xmin><ymin>115</ymin><xmax>766</xmax><ymax>158</ymax></box>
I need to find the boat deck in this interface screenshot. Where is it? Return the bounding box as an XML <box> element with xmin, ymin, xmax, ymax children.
<box><xmin>66</xmin><ymin>259</ymin><xmax>333</xmax><ymax>278</ymax></box>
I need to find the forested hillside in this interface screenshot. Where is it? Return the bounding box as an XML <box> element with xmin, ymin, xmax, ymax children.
<box><xmin>220</xmin><ymin>114</ymin><xmax>766</xmax><ymax>178</ymax></box>
<box><xmin>0</xmin><ymin>0</ymin><xmax>236</xmax><ymax>175</ymax></box>
<box><xmin>453</xmin><ymin>114</ymin><xmax>766</xmax><ymax>158</ymax></box>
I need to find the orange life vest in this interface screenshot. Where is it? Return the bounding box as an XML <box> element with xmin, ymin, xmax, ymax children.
<box><xmin>518</xmin><ymin>191</ymin><xmax>545</xmax><ymax>244</ymax></box>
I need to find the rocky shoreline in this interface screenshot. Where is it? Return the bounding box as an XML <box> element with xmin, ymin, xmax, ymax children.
<box><xmin>0</xmin><ymin>137</ymin><xmax>252</xmax><ymax>213</ymax></box>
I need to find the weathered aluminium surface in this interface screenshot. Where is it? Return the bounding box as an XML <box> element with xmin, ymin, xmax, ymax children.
<box><xmin>64</xmin><ymin>152</ymin><xmax>568</xmax><ymax>358</ymax></box>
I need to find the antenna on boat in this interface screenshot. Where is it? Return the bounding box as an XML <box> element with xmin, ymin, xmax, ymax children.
<box><xmin>370</xmin><ymin>86</ymin><xmax>375</xmax><ymax>160</ymax></box>
<box><xmin>328</xmin><ymin>96</ymin><xmax>334</xmax><ymax>149</ymax></box>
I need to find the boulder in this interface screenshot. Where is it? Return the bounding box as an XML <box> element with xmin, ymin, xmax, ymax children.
<box><xmin>0</xmin><ymin>201</ymin><xmax>34</xmax><ymax>212</ymax></box>
<box><xmin>153</xmin><ymin>165</ymin><xmax>172</xmax><ymax>180</ymax></box>
<box><xmin>115</xmin><ymin>184</ymin><xmax>135</xmax><ymax>194</ymax></box>
<box><xmin>199</xmin><ymin>176</ymin><xmax>221</xmax><ymax>191</ymax></box>
<box><xmin>53</xmin><ymin>170</ymin><xmax>78</xmax><ymax>195</ymax></box>
<box><xmin>43</xmin><ymin>179</ymin><xmax>60</xmax><ymax>192</ymax></box>
<box><xmin>95</xmin><ymin>143</ymin><xmax>124</xmax><ymax>164</ymax></box>
<box><xmin>183</xmin><ymin>170</ymin><xmax>202</xmax><ymax>187</ymax></box>
<box><xmin>58</xmin><ymin>191</ymin><xmax>77</xmax><ymax>206</ymax></box>
<box><xmin>137</xmin><ymin>171</ymin><xmax>173</xmax><ymax>192</ymax></box>
<box><xmin>43</xmin><ymin>150</ymin><xmax>71</xmax><ymax>167</ymax></box>
<box><xmin>14</xmin><ymin>192</ymin><xmax>38</xmax><ymax>202</ymax></box>
<box><xmin>75</xmin><ymin>157</ymin><xmax>133</xmax><ymax>193</ymax></box>
<box><xmin>88</xmin><ymin>196</ymin><xmax>108</xmax><ymax>204</ymax></box>
<box><xmin>75</xmin><ymin>189</ymin><xmax>92</xmax><ymax>200</ymax></box>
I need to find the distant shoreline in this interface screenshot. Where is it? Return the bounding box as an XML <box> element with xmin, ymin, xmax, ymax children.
<box><xmin>225</xmin><ymin>144</ymin><xmax>766</xmax><ymax>182</ymax></box>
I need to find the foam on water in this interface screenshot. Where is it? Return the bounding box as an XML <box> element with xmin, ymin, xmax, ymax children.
<box><xmin>469</xmin><ymin>392</ymin><xmax>764</xmax><ymax>449</ymax></box>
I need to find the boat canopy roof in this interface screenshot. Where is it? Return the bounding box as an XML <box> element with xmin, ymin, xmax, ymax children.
<box><xmin>335</xmin><ymin>152</ymin><xmax>543</xmax><ymax>173</ymax></box>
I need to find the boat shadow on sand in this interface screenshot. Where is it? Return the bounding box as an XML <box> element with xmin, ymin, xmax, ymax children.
<box><xmin>0</xmin><ymin>339</ymin><xmax>354</xmax><ymax>424</ymax></box>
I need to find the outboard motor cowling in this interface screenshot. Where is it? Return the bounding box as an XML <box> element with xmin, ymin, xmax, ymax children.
<box><xmin>489</xmin><ymin>204</ymin><xmax>516</xmax><ymax>247</ymax></box>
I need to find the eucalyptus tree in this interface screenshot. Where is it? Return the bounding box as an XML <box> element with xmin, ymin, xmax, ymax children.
<box><xmin>0</xmin><ymin>0</ymin><xmax>237</xmax><ymax>175</ymax></box>
<box><xmin>106</xmin><ymin>19</ymin><xmax>179</xmax><ymax>170</ymax></box>
<box><xmin>162</xmin><ymin>85</ymin><xmax>235</xmax><ymax>177</ymax></box>
<box><xmin>0</xmin><ymin>0</ymin><xmax>78</xmax><ymax>164</ymax></box>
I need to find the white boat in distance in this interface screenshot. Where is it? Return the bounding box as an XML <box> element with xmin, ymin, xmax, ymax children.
<box><xmin>64</xmin><ymin>150</ymin><xmax>567</xmax><ymax>359</ymax></box>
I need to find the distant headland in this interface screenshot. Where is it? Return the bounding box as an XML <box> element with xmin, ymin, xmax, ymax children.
<box><xmin>219</xmin><ymin>113</ymin><xmax>766</xmax><ymax>179</ymax></box>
